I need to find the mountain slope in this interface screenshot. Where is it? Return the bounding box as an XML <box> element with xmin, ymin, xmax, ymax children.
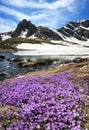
<box><xmin>57</xmin><ymin>20</ymin><xmax>89</xmax><ymax>41</ymax></box>
<box><xmin>11</xmin><ymin>19</ymin><xmax>37</xmax><ymax>38</ymax></box>
<box><xmin>35</xmin><ymin>26</ymin><xmax>62</xmax><ymax>40</ymax></box>
<box><xmin>0</xmin><ymin>19</ymin><xmax>89</xmax><ymax>46</ymax></box>
<box><xmin>0</xmin><ymin>19</ymin><xmax>62</xmax><ymax>41</ymax></box>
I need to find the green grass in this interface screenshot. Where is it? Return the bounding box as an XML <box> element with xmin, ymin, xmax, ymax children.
<box><xmin>0</xmin><ymin>37</ymin><xmax>55</xmax><ymax>51</ymax></box>
<box><xmin>2</xmin><ymin>37</ymin><xmax>52</xmax><ymax>44</ymax></box>
<box><xmin>5</xmin><ymin>38</ymin><xmax>41</xmax><ymax>43</ymax></box>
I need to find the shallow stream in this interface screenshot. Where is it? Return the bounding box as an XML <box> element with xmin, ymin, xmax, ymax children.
<box><xmin>0</xmin><ymin>52</ymin><xmax>89</xmax><ymax>81</ymax></box>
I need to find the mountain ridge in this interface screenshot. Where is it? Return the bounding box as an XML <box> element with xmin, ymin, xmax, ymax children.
<box><xmin>0</xmin><ymin>19</ymin><xmax>89</xmax><ymax>44</ymax></box>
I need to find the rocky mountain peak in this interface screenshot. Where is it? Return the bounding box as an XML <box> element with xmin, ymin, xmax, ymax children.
<box><xmin>1</xmin><ymin>19</ymin><xmax>89</xmax><ymax>42</ymax></box>
<box><xmin>57</xmin><ymin>19</ymin><xmax>89</xmax><ymax>41</ymax></box>
<box><xmin>80</xmin><ymin>19</ymin><xmax>89</xmax><ymax>27</ymax></box>
<box><xmin>11</xmin><ymin>19</ymin><xmax>37</xmax><ymax>37</ymax></box>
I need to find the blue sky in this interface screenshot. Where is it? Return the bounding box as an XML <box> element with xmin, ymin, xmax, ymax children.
<box><xmin>0</xmin><ymin>0</ymin><xmax>89</xmax><ymax>33</ymax></box>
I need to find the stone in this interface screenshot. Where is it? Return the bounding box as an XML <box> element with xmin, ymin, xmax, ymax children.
<box><xmin>73</xmin><ymin>57</ymin><xmax>89</xmax><ymax>63</ymax></box>
<box><xmin>35</xmin><ymin>26</ymin><xmax>63</xmax><ymax>40</ymax></box>
<box><xmin>0</xmin><ymin>72</ymin><xmax>9</xmax><ymax>77</ymax></box>
<box><xmin>18</xmin><ymin>59</ymin><xmax>54</xmax><ymax>67</ymax></box>
<box><xmin>0</xmin><ymin>55</ymin><xmax>6</xmax><ymax>61</ymax></box>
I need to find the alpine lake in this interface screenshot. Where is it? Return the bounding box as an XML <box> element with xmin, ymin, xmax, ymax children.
<box><xmin>0</xmin><ymin>50</ymin><xmax>89</xmax><ymax>81</ymax></box>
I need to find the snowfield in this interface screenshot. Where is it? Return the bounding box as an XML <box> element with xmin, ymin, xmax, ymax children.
<box><xmin>1</xmin><ymin>34</ymin><xmax>11</xmax><ymax>41</ymax></box>
<box><xmin>15</xmin><ymin>42</ymin><xmax>89</xmax><ymax>56</ymax></box>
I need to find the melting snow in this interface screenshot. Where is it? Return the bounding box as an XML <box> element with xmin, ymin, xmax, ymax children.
<box><xmin>19</xmin><ymin>29</ymin><xmax>28</xmax><ymax>38</ymax></box>
<box><xmin>64</xmin><ymin>26</ymin><xmax>69</xmax><ymax>29</ymax></box>
<box><xmin>79</xmin><ymin>26</ymin><xmax>89</xmax><ymax>30</ymax></box>
<box><xmin>15</xmin><ymin>42</ymin><xmax>89</xmax><ymax>55</ymax></box>
<box><xmin>1</xmin><ymin>34</ymin><xmax>11</xmax><ymax>41</ymax></box>
<box><xmin>28</xmin><ymin>34</ymin><xmax>37</xmax><ymax>39</ymax></box>
<box><xmin>68</xmin><ymin>23</ymin><xmax>75</xmax><ymax>28</ymax></box>
<box><xmin>51</xmin><ymin>40</ymin><xmax>62</xmax><ymax>44</ymax></box>
<box><xmin>65</xmin><ymin>37</ymin><xmax>89</xmax><ymax>47</ymax></box>
<box><xmin>53</xmin><ymin>29</ymin><xmax>65</xmax><ymax>39</ymax></box>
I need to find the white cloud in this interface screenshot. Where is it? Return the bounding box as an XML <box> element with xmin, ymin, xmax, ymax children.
<box><xmin>0</xmin><ymin>18</ymin><xmax>17</xmax><ymax>33</ymax></box>
<box><xmin>0</xmin><ymin>4</ymin><xmax>70</xmax><ymax>32</ymax></box>
<box><xmin>1</xmin><ymin>0</ymin><xmax>76</xmax><ymax>12</ymax></box>
<box><xmin>0</xmin><ymin>5</ymin><xmax>47</xmax><ymax>21</ymax></box>
<box><xmin>32</xmin><ymin>9</ymin><xmax>69</xmax><ymax>28</ymax></box>
<box><xmin>0</xmin><ymin>6</ymin><xmax>30</xmax><ymax>21</ymax></box>
<box><xmin>0</xmin><ymin>0</ymin><xmax>25</xmax><ymax>7</ymax></box>
<box><xmin>0</xmin><ymin>0</ymin><xmax>86</xmax><ymax>32</ymax></box>
<box><xmin>0</xmin><ymin>5</ymin><xmax>49</xmax><ymax>32</ymax></box>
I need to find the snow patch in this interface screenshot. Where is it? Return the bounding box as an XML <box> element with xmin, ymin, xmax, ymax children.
<box><xmin>1</xmin><ymin>34</ymin><xmax>11</xmax><ymax>41</ymax></box>
<box><xmin>28</xmin><ymin>34</ymin><xmax>37</xmax><ymax>39</ymax></box>
<box><xmin>64</xmin><ymin>37</ymin><xmax>89</xmax><ymax>46</ymax></box>
<box><xmin>15</xmin><ymin>42</ymin><xmax>89</xmax><ymax>55</ymax></box>
<box><xmin>16</xmin><ymin>43</ymin><xmax>60</xmax><ymax>51</ymax></box>
<box><xmin>19</xmin><ymin>29</ymin><xmax>28</xmax><ymax>38</ymax></box>
<box><xmin>68</xmin><ymin>23</ymin><xmax>75</xmax><ymax>28</ymax></box>
<box><xmin>50</xmin><ymin>40</ymin><xmax>78</xmax><ymax>47</ymax></box>
<box><xmin>53</xmin><ymin>29</ymin><xmax>65</xmax><ymax>39</ymax></box>
<box><xmin>64</xmin><ymin>26</ymin><xmax>69</xmax><ymax>29</ymax></box>
<box><xmin>80</xmin><ymin>19</ymin><xmax>87</xmax><ymax>22</ymax></box>
<box><xmin>79</xmin><ymin>26</ymin><xmax>89</xmax><ymax>30</ymax></box>
<box><xmin>51</xmin><ymin>40</ymin><xmax>62</xmax><ymax>44</ymax></box>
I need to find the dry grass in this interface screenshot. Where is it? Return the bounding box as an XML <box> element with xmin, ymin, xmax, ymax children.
<box><xmin>0</xmin><ymin>49</ymin><xmax>14</xmax><ymax>53</ymax></box>
<box><xmin>23</xmin><ymin>60</ymin><xmax>89</xmax><ymax>78</ymax></box>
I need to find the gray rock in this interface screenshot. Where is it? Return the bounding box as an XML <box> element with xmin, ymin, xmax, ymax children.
<box><xmin>0</xmin><ymin>72</ymin><xmax>9</xmax><ymax>77</ymax></box>
<box><xmin>35</xmin><ymin>26</ymin><xmax>63</xmax><ymax>40</ymax></box>
<box><xmin>73</xmin><ymin>57</ymin><xmax>89</xmax><ymax>63</ymax></box>
<box><xmin>0</xmin><ymin>55</ymin><xmax>6</xmax><ymax>61</ymax></box>
<box><xmin>12</xmin><ymin>57</ymin><xmax>24</xmax><ymax>62</ymax></box>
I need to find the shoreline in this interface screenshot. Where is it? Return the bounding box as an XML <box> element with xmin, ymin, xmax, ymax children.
<box><xmin>1</xmin><ymin>60</ymin><xmax>89</xmax><ymax>84</ymax></box>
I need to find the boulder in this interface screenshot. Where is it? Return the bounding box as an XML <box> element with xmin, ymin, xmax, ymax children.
<box><xmin>0</xmin><ymin>72</ymin><xmax>9</xmax><ymax>77</ymax></box>
<box><xmin>18</xmin><ymin>59</ymin><xmax>54</xmax><ymax>67</ymax></box>
<box><xmin>0</xmin><ymin>55</ymin><xmax>6</xmax><ymax>61</ymax></box>
<box><xmin>18</xmin><ymin>60</ymin><xmax>45</xmax><ymax>67</ymax></box>
<box><xmin>12</xmin><ymin>57</ymin><xmax>24</xmax><ymax>62</ymax></box>
<box><xmin>73</xmin><ymin>57</ymin><xmax>89</xmax><ymax>63</ymax></box>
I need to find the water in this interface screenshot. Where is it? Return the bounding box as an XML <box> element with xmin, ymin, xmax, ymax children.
<box><xmin>0</xmin><ymin>52</ymin><xmax>89</xmax><ymax>81</ymax></box>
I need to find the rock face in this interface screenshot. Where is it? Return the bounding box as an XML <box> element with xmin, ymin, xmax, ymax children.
<box><xmin>0</xmin><ymin>55</ymin><xmax>6</xmax><ymax>61</ymax></box>
<box><xmin>1</xmin><ymin>19</ymin><xmax>89</xmax><ymax>42</ymax></box>
<box><xmin>0</xmin><ymin>35</ymin><xmax>2</xmax><ymax>41</ymax></box>
<box><xmin>11</xmin><ymin>19</ymin><xmax>37</xmax><ymax>37</ymax></box>
<box><xmin>35</xmin><ymin>26</ymin><xmax>63</xmax><ymax>40</ymax></box>
<box><xmin>57</xmin><ymin>20</ymin><xmax>89</xmax><ymax>41</ymax></box>
<box><xmin>11</xmin><ymin>20</ymin><xmax>63</xmax><ymax>40</ymax></box>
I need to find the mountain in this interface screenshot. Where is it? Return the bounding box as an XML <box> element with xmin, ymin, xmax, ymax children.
<box><xmin>35</xmin><ymin>26</ymin><xmax>62</xmax><ymax>40</ymax></box>
<box><xmin>57</xmin><ymin>20</ymin><xmax>89</xmax><ymax>41</ymax></box>
<box><xmin>0</xmin><ymin>19</ymin><xmax>89</xmax><ymax>44</ymax></box>
<box><xmin>11</xmin><ymin>19</ymin><xmax>37</xmax><ymax>37</ymax></box>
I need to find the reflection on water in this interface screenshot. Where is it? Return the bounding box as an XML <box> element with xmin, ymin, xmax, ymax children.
<box><xmin>0</xmin><ymin>52</ymin><xmax>89</xmax><ymax>81</ymax></box>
